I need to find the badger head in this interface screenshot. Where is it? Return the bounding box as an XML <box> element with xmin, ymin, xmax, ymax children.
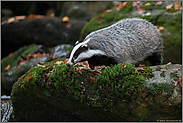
<box><xmin>66</xmin><ymin>38</ymin><xmax>107</xmax><ymax>69</ymax></box>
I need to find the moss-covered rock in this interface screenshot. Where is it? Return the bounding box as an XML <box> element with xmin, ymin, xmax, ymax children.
<box><xmin>10</xmin><ymin>62</ymin><xmax>182</xmax><ymax>121</ymax></box>
<box><xmin>79</xmin><ymin>1</ymin><xmax>182</xmax><ymax>64</ymax></box>
<box><xmin>1</xmin><ymin>44</ymin><xmax>73</xmax><ymax>96</ymax></box>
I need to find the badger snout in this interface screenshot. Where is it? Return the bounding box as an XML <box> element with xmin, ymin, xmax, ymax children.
<box><xmin>66</xmin><ymin>62</ymin><xmax>70</xmax><ymax>67</ymax></box>
<box><xmin>66</xmin><ymin>61</ymin><xmax>74</xmax><ymax>67</ymax></box>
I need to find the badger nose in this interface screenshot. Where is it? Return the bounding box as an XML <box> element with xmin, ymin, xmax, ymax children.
<box><xmin>66</xmin><ymin>63</ymin><xmax>70</xmax><ymax>67</ymax></box>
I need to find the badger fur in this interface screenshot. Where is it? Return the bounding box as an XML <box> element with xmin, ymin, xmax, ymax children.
<box><xmin>66</xmin><ymin>18</ymin><xmax>163</xmax><ymax>69</ymax></box>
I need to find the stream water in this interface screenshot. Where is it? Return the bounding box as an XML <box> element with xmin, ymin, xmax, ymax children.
<box><xmin>1</xmin><ymin>95</ymin><xmax>14</xmax><ymax>122</ymax></box>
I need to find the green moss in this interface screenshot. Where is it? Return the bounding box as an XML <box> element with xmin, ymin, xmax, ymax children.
<box><xmin>139</xmin><ymin>67</ymin><xmax>154</xmax><ymax>79</ymax></box>
<box><xmin>91</xmin><ymin>63</ymin><xmax>145</xmax><ymax>108</ymax></box>
<box><xmin>21</xmin><ymin>44</ymin><xmax>37</xmax><ymax>57</ymax></box>
<box><xmin>11</xmin><ymin>62</ymin><xmax>146</xmax><ymax>121</ymax></box>
<box><xmin>1</xmin><ymin>44</ymin><xmax>38</xmax><ymax>73</ymax></box>
<box><xmin>143</xmin><ymin>1</ymin><xmax>155</xmax><ymax>10</ymax></box>
<box><xmin>147</xmin><ymin>83</ymin><xmax>174</xmax><ymax>95</ymax></box>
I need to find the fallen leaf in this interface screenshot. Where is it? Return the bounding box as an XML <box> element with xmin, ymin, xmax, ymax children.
<box><xmin>82</xmin><ymin>61</ymin><xmax>89</xmax><ymax>66</ymax></box>
<box><xmin>98</xmin><ymin>16</ymin><xmax>103</xmax><ymax>21</ymax></box>
<box><xmin>8</xmin><ymin>52</ymin><xmax>13</xmax><ymax>57</ymax></box>
<box><xmin>28</xmin><ymin>14</ymin><xmax>37</xmax><ymax>18</ymax></box>
<box><xmin>113</xmin><ymin>4</ymin><xmax>119</xmax><ymax>8</ymax></box>
<box><xmin>46</xmin><ymin>65</ymin><xmax>52</xmax><ymax>68</ymax></box>
<box><xmin>4</xmin><ymin>64</ymin><xmax>10</xmax><ymax>71</ymax></box>
<box><xmin>123</xmin><ymin>2</ymin><xmax>128</xmax><ymax>7</ymax></box>
<box><xmin>159</xmin><ymin>26</ymin><xmax>164</xmax><ymax>31</ymax></box>
<box><xmin>90</xmin><ymin>76</ymin><xmax>96</xmax><ymax>82</ymax></box>
<box><xmin>136</xmin><ymin>68</ymin><xmax>144</xmax><ymax>71</ymax></box>
<box><xmin>139</xmin><ymin>64</ymin><xmax>145</xmax><ymax>67</ymax></box>
<box><xmin>88</xmin><ymin>69</ymin><xmax>92</xmax><ymax>71</ymax></box>
<box><xmin>145</xmin><ymin>2</ymin><xmax>150</xmax><ymax>6</ymax></box>
<box><xmin>91</xmin><ymin>70</ymin><xmax>100</xmax><ymax>75</ymax></box>
<box><xmin>156</xmin><ymin>1</ymin><xmax>162</xmax><ymax>5</ymax></box>
<box><xmin>118</xmin><ymin>2</ymin><xmax>123</xmax><ymax>11</ymax></box>
<box><xmin>137</xmin><ymin>3</ymin><xmax>143</xmax><ymax>15</ymax></box>
<box><xmin>15</xmin><ymin>65</ymin><xmax>21</xmax><ymax>71</ymax></box>
<box><xmin>123</xmin><ymin>64</ymin><xmax>126</xmax><ymax>68</ymax></box>
<box><xmin>179</xmin><ymin>76</ymin><xmax>182</xmax><ymax>87</ymax></box>
<box><xmin>36</xmin><ymin>15</ymin><xmax>44</xmax><ymax>18</ymax></box>
<box><xmin>66</xmin><ymin>24</ymin><xmax>71</xmax><ymax>28</ymax></box>
<box><xmin>8</xmin><ymin>17</ymin><xmax>15</xmax><ymax>23</ymax></box>
<box><xmin>37</xmin><ymin>64</ymin><xmax>45</xmax><ymax>67</ymax></box>
<box><xmin>174</xmin><ymin>2</ymin><xmax>181</xmax><ymax>10</ymax></box>
<box><xmin>50</xmin><ymin>13</ymin><xmax>55</xmax><ymax>17</ymax></box>
<box><xmin>166</xmin><ymin>62</ymin><xmax>172</xmax><ymax>65</ymax></box>
<box><xmin>132</xmin><ymin>1</ymin><xmax>137</xmax><ymax>7</ymax></box>
<box><xmin>50</xmin><ymin>69</ymin><xmax>54</xmax><ymax>73</ymax></box>
<box><xmin>54</xmin><ymin>61</ymin><xmax>64</xmax><ymax>64</ymax></box>
<box><xmin>15</xmin><ymin>15</ymin><xmax>26</xmax><ymax>20</ymax></box>
<box><xmin>29</xmin><ymin>76</ymin><xmax>33</xmax><ymax>80</ymax></box>
<box><xmin>166</xmin><ymin>4</ymin><xmax>173</xmax><ymax>10</ymax></box>
<box><xmin>62</xmin><ymin>16</ymin><xmax>69</xmax><ymax>22</ymax></box>
<box><xmin>19</xmin><ymin>60</ymin><xmax>27</xmax><ymax>64</ymax></box>
<box><xmin>102</xmin><ymin>9</ymin><xmax>111</xmax><ymax>14</ymax></box>
<box><xmin>171</xmin><ymin>68</ymin><xmax>179</xmax><ymax>71</ymax></box>
<box><xmin>160</xmin><ymin>66</ymin><xmax>166</xmax><ymax>69</ymax></box>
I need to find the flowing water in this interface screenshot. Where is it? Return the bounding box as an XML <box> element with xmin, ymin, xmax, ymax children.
<box><xmin>1</xmin><ymin>95</ymin><xmax>14</xmax><ymax>122</ymax></box>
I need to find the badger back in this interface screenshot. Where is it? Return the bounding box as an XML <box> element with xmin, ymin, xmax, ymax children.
<box><xmin>83</xmin><ymin>18</ymin><xmax>163</xmax><ymax>64</ymax></box>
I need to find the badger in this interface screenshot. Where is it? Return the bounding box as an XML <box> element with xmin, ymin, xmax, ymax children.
<box><xmin>66</xmin><ymin>18</ymin><xmax>163</xmax><ymax>69</ymax></box>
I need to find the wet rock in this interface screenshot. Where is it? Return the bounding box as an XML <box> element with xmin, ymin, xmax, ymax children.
<box><xmin>10</xmin><ymin>63</ymin><xmax>182</xmax><ymax>121</ymax></box>
<box><xmin>1</xmin><ymin>44</ymin><xmax>72</xmax><ymax>95</ymax></box>
<box><xmin>2</xmin><ymin>17</ymin><xmax>86</xmax><ymax>58</ymax></box>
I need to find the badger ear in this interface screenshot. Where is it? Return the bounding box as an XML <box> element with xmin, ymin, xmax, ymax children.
<box><xmin>75</xmin><ymin>41</ymin><xmax>79</xmax><ymax>45</ymax></box>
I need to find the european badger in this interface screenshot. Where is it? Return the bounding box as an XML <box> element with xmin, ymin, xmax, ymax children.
<box><xmin>66</xmin><ymin>18</ymin><xmax>163</xmax><ymax>69</ymax></box>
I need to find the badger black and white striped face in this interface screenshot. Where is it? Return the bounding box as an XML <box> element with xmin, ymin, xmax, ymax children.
<box><xmin>66</xmin><ymin>38</ymin><xmax>106</xmax><ymax>66</ymax></box>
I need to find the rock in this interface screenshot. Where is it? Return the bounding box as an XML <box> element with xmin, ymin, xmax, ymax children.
<box><xmin>1</xmin><ymin>44</ymin><xmax>73</xmax><ymax>95</ymax></box>
<box><xmin>10</xmin><ymin>63</ymin><xmax>182</xmax><ymax>121</ymax></box>
<box><xmin>79</xmin><ymin>1</ymin><xmax>182</xmax><ymax>64</ymax></box>
<box><xmin>2</xmin><ymin>17</ymin><xmax>86</xmax><ymax>58</ymax></box>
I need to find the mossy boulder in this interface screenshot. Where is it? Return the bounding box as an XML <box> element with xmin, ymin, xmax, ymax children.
<box><xmin>10</xmin><ymin>62</ymin><xmax>182</xmax><ymax>121</ymax></box>
<box><xmin>2</xmin><ymin>17</ymin><xmax>86</xmax><ymax>58</ymax></box>
<box><xmin>79</xmin><ymin>1</ymin><xmax>182</xmax><ymax>64</ymax></box>
<box><xmin>1</xmin><ymin>44</ymin><xmax>73</xmax><ymax>96</ymax></box>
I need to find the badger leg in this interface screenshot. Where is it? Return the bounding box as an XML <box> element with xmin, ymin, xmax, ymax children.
<box><xmin>146</xmin><ymin>52</ymin><xmax>162</xmax><ymax>65</ymax></box>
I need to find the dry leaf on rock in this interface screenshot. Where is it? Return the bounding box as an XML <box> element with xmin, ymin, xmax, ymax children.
<box><xmin>62</xmin><ymin>16</ymin><xmax>69</xmax><ymax>22</ymax></box>
<box><xmin>4</xmin><ymin>64</ymin><xmax>10</xmax><ymax>71</ymax></box>
<box><xmin>102</xmin><ymin>9</ymin><xmax>111</xmax><ymax>14</ymax></box>
<box><xmin>166</xmin><ymin>4</ymin><xmax>173</xmax><ymax>10</ymax></box>
<box><xmin>137</xmin><ymin>3</ymin><xmax>143</xmax><ymax>15</ymax></box>
<box><xmin>8</xmin><ymin>52</ymin><xmax>13</xmax><ymax>57</ymax></box>
<box><xmin>179</xmin><ymin>76</ymin><xmax>182</xmax><ymax>87</ymax></box>
<box><xmin>174</xmin><ymin>2</ymin><xmax>181</xmax><ymax>10</ymax></box>
<box><xmin>159</xmin><ymin>26</ymin><xmax>164</xmax><ymax>31</ymax></box>
<box><xmin>123</xmin><ymin>2</ymin><xmax>128</xmax><ymax>7</ymax></box>
<box><xmin>118</xmin><ymin>2</ymin><xmax>123</xmax><ymax>11</ymax></box>
<box><xmin>132</xmin><ymin>1</ymin><xmax>137</xmax><ymax>7</ymax></box>
<box><xmin>156</xmin><ymin>1</ymin><xmax>162</xmax><ymax>5</ymax></box>
<box><xmin>145</xmin><ymin>3</ymin><xmax>150</xmax><ymax>6</ymax></box>
<box><xmin>66</xmin><ymin>24</ymin><xmax>71</xmax><ymax>29</ymax></box>
<box><xmin>166</xmin><ymin>62</ymin><xmax>172</xmax><ymax>65</ymax></box>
